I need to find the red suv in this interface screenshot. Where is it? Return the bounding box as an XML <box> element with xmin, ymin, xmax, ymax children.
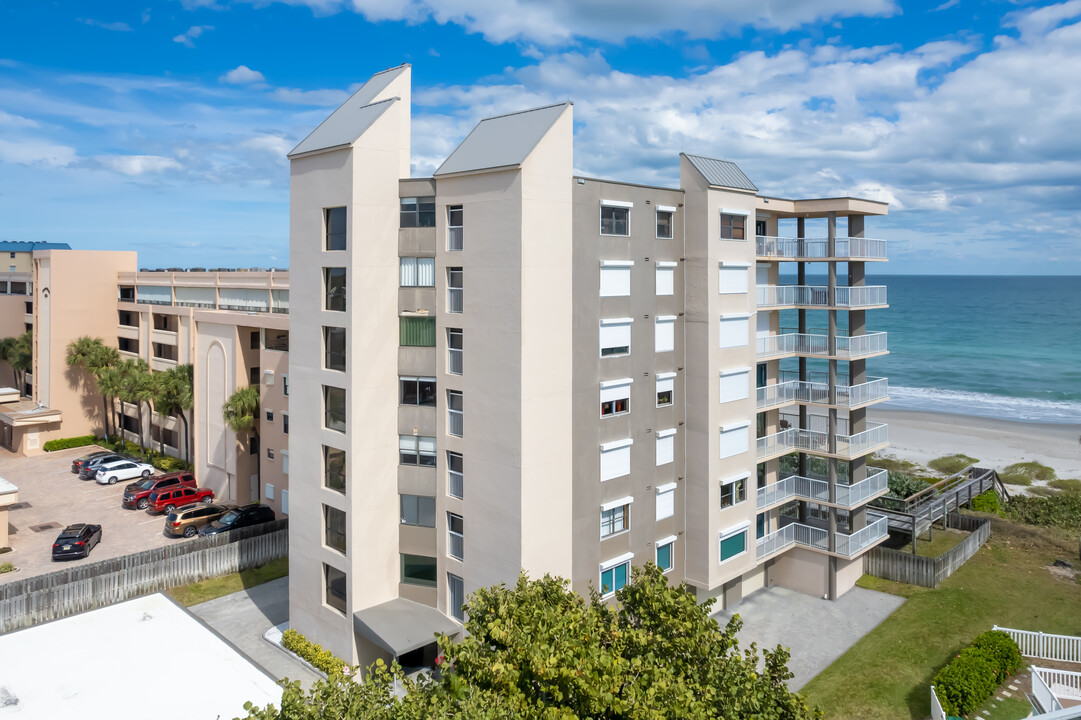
<box><xmin>122</xmin><ymin>472</ymin><xmax>197</xmax><ymax>510</ymax></box>
<box><xmin>146</xmin><ymin>486</ymin><xmax>215</xmax><ymax>515</ymax></box>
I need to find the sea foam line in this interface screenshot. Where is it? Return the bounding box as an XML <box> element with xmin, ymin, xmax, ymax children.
<box><xmin>881</xmin><ymin>386</ymin><xmax>1081</xmax><ymax>424</ymax></box>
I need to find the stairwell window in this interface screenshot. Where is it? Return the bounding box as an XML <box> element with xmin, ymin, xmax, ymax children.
<box><xmin>324</xmin><ymin>268</ymin><xmax>346</xmax><ymax>311</ymax></box>
<box><xmin>448</xmin><ymin>573</ymin><xmax>465</xmax><ymax>622</ymax></box>
<box><xmin>448</xmin><ymin>205</ymin><xmax>464</xmax><ymax>250</ymax></box>
<box><xmin>325</xmin><ymin>207</ymin><xmax>346</xmax><ymax>251</ymax></box>
<box><xmin>447</xmin><ymin>329</ymin><xmax>463</xmax><ymax>375</ymax></box>
<box><xmin>448</xmin><ymin>513</ymin><xmax>464</xmax><ymax>560</ymax></box>
<box><xmin>324</xmin><ymin>446</ymin><xmax>345</xmax><ymax>493</ymax></box>
<box><xmin>447</xmin><ymin>268</ymin><xmax>463</xmax><ymax>313</ymax></box>
<box><xmin>447</xmin><ymin>451</ymin><xmax>463</xmax><ymax>499</ymax></box>
<box><xmin>324</xmin><ymin>564</ymin><xmax>347</xmax><ymax>614</ymax></box>
<box><xmin>600</xmin><ymin>201</ymin><xmax>631</xmax><ymax>236</ymax></box>
<box><xmin>324</xmin><ymin>386</ymin><xmax>346</xmax><ymax>434</ymax></box>
<box><xmin>324</xmin><ymin>326</ymin><xmax>346</xmax><ymax>372</ymax></box>
<box><xmin>720</xmin><ymin>212</ymin><xmax>746</xmax><ymax>240</ymax></box>
<box><xmin>447</xmin><ymin>390</ymin><xmax>463</xmax><ymax>437</ymax></box>
<box><xmin>324</xmin><ymin>505</ymin><xmax>346</xmax><ymax>554</ymax></box>
<box><xmin>401</xmin><ymin>197</ymin><xmax>436</xmax><ymax>228</ymax></box>
<box><xmin>400</xmin><ymin>495</ymin><xmax>436</xmax><ymax>527</ymax></box>
<box><xmin>400</xmin><ymin>257</ymin><xmax>435</xmax><ymax>287</ymax></box>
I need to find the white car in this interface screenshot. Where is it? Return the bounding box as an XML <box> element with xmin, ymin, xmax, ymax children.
<box><xmin>95</xmin><ymin>459</ymin><xmax>154</xmax><ymax>485</ymax></box>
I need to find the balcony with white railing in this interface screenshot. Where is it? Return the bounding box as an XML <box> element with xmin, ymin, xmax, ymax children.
<box><xmin>757</xmin><ymin>377</ymin><xmax>888</xmax><ymax>410</ymax></box>
<box><xmin>755</xmin><ymin>235</ymin><xmax>888</xmax><ymax>261</ymax></box>
<box><xmin>756</xmin><ymin>428</ymin><xmax>799</xmax><ymax>460</ymax></box>
<box><xmin>757</xmin><ymin>468</ymin><xmax>889</xmax><ymax>511</ymax></box>
<box><xmin>763</xmin><ymin>415</ymin><xmax>888</xmax><ymax>460</ymax></box>
<box><xmin>833</xmin><ymin>514</ymin><xmax>889</xmax><ymax>557</ymax></box>
<box><xmin>756</xmin><ymin>331</ymin><xmax>888</xmax><ymax>360</ymax></box>
<box><xmin>757</xmin><ymin>513</ymin><xmax>887</xmax><ymax>560</ymax></box>
<box><xmin>756</xmin><ymin>285</ymin><xmax>887</xmax><ymax>309</ymax></box>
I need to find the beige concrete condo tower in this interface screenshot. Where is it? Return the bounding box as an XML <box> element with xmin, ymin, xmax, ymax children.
<box><xmin>287</xmin><ymin>64</ymin><xmax>891</xmax><ymax>670</ymax></box>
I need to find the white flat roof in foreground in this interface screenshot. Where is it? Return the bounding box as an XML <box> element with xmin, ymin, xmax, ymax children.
<box><xmin>0</xmin><ymin>593</ymin><xmax>281</xmax><ymax>719</ymax></box>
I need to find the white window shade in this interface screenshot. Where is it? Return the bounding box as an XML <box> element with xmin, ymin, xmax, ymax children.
<box><xmin>720</xmin><ymin>423</ymin><xmax>749</xmax><ymax>459</ymax></box>
<box><xmin>599</xmin><ymin>379</ymin><xmax>632</xmax><ymax>403</ymax></box>
<box><xmin>719</xmin><ymin>369</ymin><xmax>750</xmax><ymax>403</ymax></box>
<box><xmin>219</xmin><ymin>287</ymin><xmax>270</xmax><ymax>311</ymax></box>
<box><xmin>599</xmin><ymin>319</ymin><xmax>632</xmax><ymax>356</ymax></box>
<box><xmin>174</xmin><ymin>286</ymin><xmax>216</xmax><ymax>307</ymax></box>
<box><xmin>656</xmin><ymin>428</ymin><xmax>676</xmax><ymax>466</ymax></box>
<box><xmin>417</xmin><ymin>257</ymin><xmax>434</xmax><ymax>287</ymax></box>
<box><xmin>719</xmin><ymin>315</ymin><xmax>749</xmax><ymax>349</ymax></box>
<box><xmin>137</xmin><ymin>285</ymin><xmax>171</xmax><ymax>304</ymax></box>
<box><xmin>656</xmin><ymin>262</ymin><xmax>676</xmax><ymax>296</ymax></box>
<box><xmin>656</xmin><ymin>375</ymin><xmax>674</xmax><ymax>399</ymax></box>
<box><xmin>656</xmin><ymin>483</ymin><xmax>676</xmax><ymax>520</ymax></box>
<box><xmin>600</xmin><ymin>439</ymin><xmax>632</xmax><ymax>481</ymax></box>
<box><xmin>719</xmin><ymin>265</ymin><xmax>749</xmax><ymax>294</ymax></box>
<box><xmin>400</xmin><ymin>258</ymin><xmax>416</xmax><ymax>287</ymax></box>
<box><xmin>600</xmin><ymin>262</ymin><xmax>632</xmax><ymax>297</ymax></box>
<box><xmin>601</xmin><ymin>495</ymin><xmax>634</xmax><ymax>512</ymax></box>
<box><xmin>272</xmin><ymin>289</ymin><xmax>289</xmax><ymax>312</ymax></box>
<box><xmin>417</xmin><ymin>436</ymin><xmax>436</xmax><ymax>454</ymax></box>
<box><xmin>655</xmin><ymin>316</ymin><xmax>675</xmax><ymax>353</ymax></box>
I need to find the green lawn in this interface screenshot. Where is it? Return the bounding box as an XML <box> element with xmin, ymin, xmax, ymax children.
<box><xmin>800</xmin><ymin>515</ymin><xmax>1081</xmax><ymax>720</ymax></box>
<box><xmin>881</xmin><ymin>528</ymin><xmax>968</xmax><ymax>558</ymax></box>
<box><xmin>975</xmin><ymin>694</ymin><xmax>1031</xmax><ymax>720</ymax></box>
<box><xmin>167</xmin><ymin>557</ymin><xmax>288</xmax><ymax>607</ymax></box>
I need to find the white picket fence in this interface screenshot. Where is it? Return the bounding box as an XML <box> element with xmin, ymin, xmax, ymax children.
<box><xmin>0</xmin><ymin>519</ymin><xmax>287</xmax><ymax>635</ymax></box>
<box><xmin>993</xmin><ymin>626</ymin><xmax>1081</xmax><ymax>663</ymax></box>
<box><xmin>930</xmin><ymin>685</ymin><xmax>946</xmax><ymax>720</ymax></box>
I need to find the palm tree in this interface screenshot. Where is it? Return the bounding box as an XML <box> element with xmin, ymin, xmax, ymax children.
<box><xmin>222</xmin><ymin>385</ymin><xmax>261</xmax><ymax>496</ymax></box>
<box><xmin>0</xmin><ymin>331</ymin><xmax>33</xmax><ymax>396</ymax></box>
<box><xmin>133</xmin><ymin>367</ymin><xmax>158</xmax><ymax>455</ymax></box>
<box><xmin>98</xmin><ymin>366</ymin><xmax>123</xmax><ymax>443</ymax></box>
<box><xmin>170</xmin><ymin>365</ymin><xmax>194</xmax><ymax>462</ymax></box>
<box><xmin>65</xmin><ymin>336</ymin><xmax>120</xmax><ymax>440</ymax></box>
<box><xmin>117</xmin><ymin>358</ymin><xmax>150</xmax><ymax>451</ymax></box>
<box><xmin>154</xmin><ymin>366</ymin><xmax>192</xmax><ymax>458</ymax></box>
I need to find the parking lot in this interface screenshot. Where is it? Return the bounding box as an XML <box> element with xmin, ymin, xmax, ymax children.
<box><xmin>1</xmin><ymin>445</ymin><xmax>184</xmax><ymax>582</ymax></box>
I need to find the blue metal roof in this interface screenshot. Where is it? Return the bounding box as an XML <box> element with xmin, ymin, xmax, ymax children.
<box><xmin>0</xmin><ymin>241</ymin><xmax>72</xmax><ymax>252</ymax></box>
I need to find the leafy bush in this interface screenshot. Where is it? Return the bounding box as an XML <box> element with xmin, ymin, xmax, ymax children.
<box><xmin>1000</xmin><ymin>461</ymin><xmax>1056</xmax><ymax>486</ymax></box>
<box><xmin>887</xmin><ymin>471</ymin><xmax>931</xmax><ymax>500</ymax></box>
<box><xmin>151</xmin><ymin>455</ymin><xmax>189</xmax><ymax>472</ymax></box>
<box><xmin>970</xmin><ymin>490</ymin><xmax>1001</xmax><ymax>515</ymax></box>
<box><xmin>42</xmin><ymin>435</ymin><xmax>97</xmax><ymax>452</ymax></box>
<box><xmin>0</xmin><ymin>562</ymin><xmax>13</xmax><ymax>574</ymax></box>
<box><xmin>933</xmin><ymin>630</ymin><xmax>1022</xmax><ymax>717</ymax></box>
<box><xmin>1004</xmin><ymin>493</ymin><xmax>1081</xmax><ymax>531</ymax></box>
<box><xmin>282</xmin><ymin>629</ymin><xmax>346</xmax><ymax>677</ymax></box>
<box><xmin>929</xmin><ymin>454</ymin><xmax>979</xmax><ymax>475</ymax></box>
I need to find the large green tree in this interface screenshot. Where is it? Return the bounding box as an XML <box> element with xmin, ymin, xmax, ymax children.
<box><xmin>65</xmin><ymin>336</ymin><xmax>120</xmax><ymax>441</ymax></box>
<box><xmin>222</xmin><ymin>384</ymin><xmax>261</xmax><ymax>496</ymax></box>
<box><xmin>239</xmin><ymin>564</ymin><xmax>819</xmax><ymax>720</ymax></box>
<box><xmin>116</xmin><ymin>358</ymin><xmax>150</xmax><ymax>451</ymax></box>
<box><xmin>0</xmin><ymin>331</ymin><xmax>33</xmax><ymax>395</ymax></box>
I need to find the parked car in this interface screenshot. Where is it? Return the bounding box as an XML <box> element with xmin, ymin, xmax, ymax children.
<box><xmin>71</xmin><ymin>451</ymin><xmax>113</xmax><ymax>474</ymax></box>
<box><xmin>122</xmin><ymin>471</ymin><xmax>197</xmax><ymax>510</ymax></box>
<box><xmin>51</xmin><ymin>523</ymin><xmax>102</xmax><ymax>560</ymax></box>
<box><xmin>146</xmin><ymin>486</ymin><xmax>215</xmax><ymax>515</ymax></box>
<box><xmin>78</xmin><ymin>453</ymin><xmax>135</xmax><ymax>480</ymax></box>
<box><xmin>198</xmin><ymin>503</ymin><xmax>275</xmax><ymax>536</ymax></box>
<box><xmin>164</xmin><ymin>503</ymin><xmax>230</xmax><ymax>538</ymax></box>
<box><xmin>95</xmin><ymin>459</ymin><xmax>154</xmax><ymax>485</ymax></box>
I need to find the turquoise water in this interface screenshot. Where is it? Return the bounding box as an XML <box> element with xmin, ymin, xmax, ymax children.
<box><xmin>778</xmin><ymin>275</ymin><xmax>1081</xmax><ymax>424</ymax></box>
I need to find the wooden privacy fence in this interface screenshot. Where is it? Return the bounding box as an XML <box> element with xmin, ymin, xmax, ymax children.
<box><xmin>0</xmin><ymin>518</ymin><xmax>287</xmax><ymax>635</ymax></box>
<box><xmin>993</xmin><ymin>627</ymin><xmax>1081</xmax><ymax>663</ymax></box>
<box><xmin>863</xmin><ymin>513</ymin><xmax>989</xmax><ymax>588</ymax></box>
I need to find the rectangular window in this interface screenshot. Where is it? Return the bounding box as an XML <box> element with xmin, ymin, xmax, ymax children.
<box><xmin>283</xmin><ymin>414</ymin><xmax>289</xmax><ymax>435</ymax></box>
<box><xmin>656</xmin><ymin>538</ymin><xmax>674</xmax><ymax>572</ymax></box>
<box><xmin>447</xmin><ymin>390</ymin><xmax>463</xmax><ymax>437</ymax></box>
<box><xmin>266</xmin><ymin>483</ymin><xmax>275</xmax><ymax>501</ymax></box>
<box><xmin>756</xmin><ymin>363</ymin><xmax>767</xmax><ymax>388</ymax></box>
<box><xmin>600</xmin><ymin>502</ymin><xmax>629</xmax><ymax>538</ymax></box>
<box><xmin>249</xmin><ymin>367</ymin><xmax>260</xmax><ymax>385</ymax></box>
<box><xmin>283</xmin><ymin>374</ymin><xmax>289</xmax><ymax>396</ymax></box>
<box><xmin>447</xmin><ymin>329</ymin><xmax>463</xmax><ymax>375</ymax></box>
<box><xmin>757</xmin><ymin>512</ymin><xmax>767</xmax><ymax>540</ymax></box>
<box><xmin>599</xmin><ymin>261</ymin><xmax>632</xmax><ymax>297</ymax></box>
<box><xmin>282</xmin><ymin>490</ymin><xmax>289</xmax><ymax>515</ymax></box>
<box><xmin>599</xmin><ymin>379</ymin><xmax>631</xmax><ymax>417</ymax></box>
<box><xmin>324</xmin><ymin>446</ymin><xmax>345</xmax><ymax>493</ymax></box>
<box><xmin>324</xmin><ymin>326</ymin><xmax>346</xmax><ymax>372</ymax></box>
<box><xmin>400</xmin><ymin>196</ymin><xmax>436</xmax><ymax>228</ymax></box>
<box><xmin>721</xmin><ymin>475</ymin><xmax>748</xmax><ymax>508</ymax></box>
<box><xmin>719</xmin><ymin>368</ymin><xmax>750</xmax><ymax>403</ymax></box>
<box><xmin>324</xmin><ymin>505</ymin><xmax>346</xmax><ymax>554</ymax></box>
<box><xmin>399</xmin><ymin>257</ymin><xmax>435</xmax><ymax>287</ymax></box>
<box><xmin>324</xmin><ymin>385</ymin><xmax>346</xmax><ymax>433</ymax></box>
<box><xmin>447</xmin><ymin>451</ymin><xmax>464</xmax><ymax>499</ymax></box>
<box><xmin>656</xmin><ymin>428</ymin><xmax>676</xmax><ymax>466</ymax></box>
<box><xmin>718</xmin><ymin>264</ymin><xmax>749</xmax><ymax>294</ymax></box>
<box><xmin>400</xmin><ymin>316</ymin><xmax>436</xmax><ymax>347</ymax></box>
<box><xmin>719</xmin><ymin>315</ymin><xmax>750</xmax><ymax>349</ymax></box>
<box><xmin>599</xmin><ymin>556</ymin><xmax>631</xmax><ymax>597</ymax></box>
<box><xmin>447</xmin><ymin>267</ymin><xmax>463</xmax><ymax>313</ymax></box>
<box><xmin>401</xmin><ymin>554</ymin><xmax>437</xmax><ymax>587</ymax></box>
<box><xmin>448</xmin><ymin>512</ymin><xmax>464</xmax><ymax>561</ymax></box>
<box><xmin>265</xmin><ymin>410</ymin><xmax>274</xmax><ymax>422</ymax></box>
<box><xmin>656</xmin><ymin>373</ymin><xmax>675</xmax><ymax>407</ymax></box>
<box><xmin>400</xmin><ymin>495</ymin><xmax>436</xmax><ymax>527</ymax></box>
<box><xmin>720</xmin><ymin>529</ymin><xmax>748</xmax><ymax>562</ymax></box>
<box><xmin>325</xmin><ymin>207</ymin><xmax>346</xmax><ymax>251</ymax></box>
<box><xmin>656</xmin><ymin>208</ymin><xmax>674</xmax><ymax>239</ymax></box>
<box><xmin>324</xmin><ymin>564</ymin><xmax>347</xmax><ymax>614</ymax></box>
<box><xmin>282</xmin><ymin>451</ymin><xmax>289</xmax><ymax>475</ymax></box>
<box><xmin>656</xmin><ymin>262</ymin><xmax>676</xmax><ymax>296</ymax></box>
<box><xmin>600</xmin><ymin>204</ymin><xmax>630</xmax><ymax>236</ymax></box>
<box><xmin>400</xmin><ymin>376</ymin><xmax>437</xmax><ymax>406</ymax></box>
<box><xmin>599</xmin><ymin>319</ymin><xmax>632</xmax><ymax>357</ymax></box>
<box><xmin>324</xmin><ymin>267</ymin><xmax>346</xmax><ymax>311</ymax></box>
<box><xmin>655</xmin><ymin>316</ymin><xmax>675</xmax><ymax>353</ymax></box>
<box><xmin>399</xmin><ymin>435</ymin><xmax>437</xmax><ymax>467</ymax></box>
<box><xmin>656</xmin><ymin>482</ymin><xmax>676</xmax><ymax>520</ymax></box>
<box><xmin>447</xmin><ymin>205</ymin><xmax>463</xmax><ymax>250</ymax></box>
<box><xmin>720</xmin><ymin>423</ymin><xmax>749</xmax><ymax>459</ymax></box>
<box><xmin>600</xmin><ymin>439</ymin><xmax>632</xmax><ymax>482</ymax></box>
<box><xmin>448</xmin><ymin>573</ymin><xmax>465</xmax><ymax>622</ymax></box>
<box><xmin>720</xmin><ymin>213</ymin><xmax>746</xmax><ymax>240</ymax></box>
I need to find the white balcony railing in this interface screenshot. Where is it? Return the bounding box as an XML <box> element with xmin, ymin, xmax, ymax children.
<box><xmin>756</xmin><ymin>377</ymin><xmax>888</xmax><ymax>409</ymax></box>
<box><xmin>756</xmin><ymin>285</ymin><xmax>886</xmax><ymax>308</ymax></box>
<box><xmin>755</xmin><ymin>235</ymin><xmax>888</xmax><ymax>260</ymax></box>
<box><xmin>836</xmin><ymin>332</ymin><xmax>889</xmax><ymax>358</ymax></box>
<box><xmin>758</xmin><ymin>514</ymin><xmax>886</xmax><ymax>560</ymax></box>
<box><xmin>757</xmin><ymin>468</ymin><xmax>888</xmax><ymax>510</ymax></box>
<box><xmin>755</xmin><ymin>332</ymin><xmax>887</xmax><ymax>359</ymax></box>
<box><xmin>835</xmin><ymin>285</ymin><xmax>887</xmax><ymax>307</ymax></box>
<box><xmin>835</xmin><ymin>468</ymin><xmax>889</xmax><ymax>506</ymax></box>
<box><xmin>833</xmin><ymin>514</ymin><xmax>889</xmax><ymax>557</ymax></box>
<box><xmin>756</xmin><ymin>524</ymin><xmax>795</xmax><ymax>559</ymax></box>
<box><xmin>835</xmin><ymin>423</ymin><xmax>889</xmax><ymax>458</ymax></box>
<box><xmin>756</xmin><ymin>429</ymin><xmax>798</xmax><ymax>459</ymax></box>
<box><xmin>761</xmin><ymin>420</ymin><xmax>888</xmax><ymax>460</ymax></box>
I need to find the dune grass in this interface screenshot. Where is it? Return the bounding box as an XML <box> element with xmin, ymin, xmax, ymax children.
<box><xmin>1049</xmin><ymin>478</ymin><xmax>1081</xmax><ymax>493</ymax></box>
<box><xmin>167</xmin><ymin>557</ymin><xmax>288</xmax><ymax>607</ymax></box>
<box><xmin>928</xmin><ymin>454</ymin><xmax>979</xmax><ymax>475</ymax></box>
<box><xmin>800</xmin><ymin>516</ymin><xmax>1081</xmax><ymax>720</ymax></box>
<box><xmin>999</xmin><ymin>461</ymin><xmax>1056</xmax><ymax>486</ymax></box>
<box><xmin>871</xmin><ymin>454</ymin><xmax>927</xmax><ymax>475</ymax></box>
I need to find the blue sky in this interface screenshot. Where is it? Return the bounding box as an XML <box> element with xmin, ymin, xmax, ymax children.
<box><xmin>1</xmin><ymin>0</ymin><xmax>1079</xmax><ymax>273</ymax></box>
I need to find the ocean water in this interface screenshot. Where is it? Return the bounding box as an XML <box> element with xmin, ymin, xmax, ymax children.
<box><xmin>778</xmin><ymin>275</ymin><xmax>1081</xmax><ymax>424</ymax></box>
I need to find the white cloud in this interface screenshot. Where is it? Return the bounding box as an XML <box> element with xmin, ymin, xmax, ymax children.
<box><xmin>0</xmin><ymin>111</ymin><xmax>38</xmax><ymax>128</ymax></box>
<box><xmin>0</xmin><ymin>139</ymin><xmax>76</xmax><ymax>166</ymax></box>
<box><xmin>239</xmin><ymin>134</ymin><xmax>293</xmax><ymax>159</ymax></box>
<box><xmin>270</xmin><ymin>86</ymin><xmax>352</xmax><ymax>105</ymax></box>
<box><xmin>173</xmin><ymin>25</ymin><xmax>213</xmax><ymax>48</ymax></box>
<box><xmin>221</xmin><ymin>65</ymin><xmax>266</xmax><ymax>84</ymax></box>
<box><xmin>79</xmin><ymin>18</ymin><xmax>134</xmax><ymax>31</ymax></box>
<box><xmin>94</xmin><ymin>154</ymin><xmax>182</xmax><ymax>176</ymax></box>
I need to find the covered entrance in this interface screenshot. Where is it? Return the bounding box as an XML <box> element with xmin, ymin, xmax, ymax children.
<box><xmin>353</xmin><ymin>597</ymin><xmax>462</xmax><ymax>673</ymax></box>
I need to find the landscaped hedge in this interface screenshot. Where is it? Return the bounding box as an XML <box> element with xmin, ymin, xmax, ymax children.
<box><xmin>933</xmin><ymin>630</ymin><xmax>1023</xmax><ymax>717</ymax></box>
<box><xmin>93</xmin><ymin>437</ymin><xmax>192</xmax><ymax>472</ymax></box>
<box><xmin>42</xmin><ymin>435</ymin><xmax>97</xmax><ymax>452</ymax></box>
<box><xmin>282</xmin><ymin>628</ymin><xmax>347</xmax><ymax>676</ymax></box>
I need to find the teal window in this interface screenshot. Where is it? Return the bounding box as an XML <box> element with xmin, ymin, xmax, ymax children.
<box><xmin>600</xmin><ymin>561</ymin><xmax>629</xmax><ymax>596</ymax></box>
<box><xmin>720</xmin><ymin>530</ymin><xmax>747</xmax><ymax>562</ymax></box>
<box><xmin>401</xmin><ymin>554</ymin><xmax>437</xmax><ymax>587</ymax></box>
<box><xmin>400</xmin><ymin>316</ymin><xmax>436</xmax><ymax>347</ymax></box>
<box><xmin>656</xmin><ymin>542</ymin><xmax>673</xmax><ymax>572</ymax></box>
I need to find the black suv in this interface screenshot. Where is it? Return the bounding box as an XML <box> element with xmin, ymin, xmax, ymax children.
<box><xmin>79</xmin><ymin>453</ymin><xmax>136</xmax><ymax>480</ymax></box>
<box><xmin>198</xmin><ymin>503</ymin><xmax>275</xmax><ymax>536</ymax></box>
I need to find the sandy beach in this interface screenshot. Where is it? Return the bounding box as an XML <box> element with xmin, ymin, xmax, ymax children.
<box><xmin>867</xmin><ymin>408</ymin><xmax>1081</xmax><ymax>481</ymax></box>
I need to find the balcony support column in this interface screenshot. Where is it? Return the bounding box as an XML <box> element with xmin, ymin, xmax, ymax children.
<box><xmin>848</xmin><ymin>221</ymin><xmax>869</xmax><ymax>524</ymax></box>
<box><xmin>827</xmin><ymin>213</ymin><xmax>838</xmax><ymax>554</ymax></box>
<box><xmin>797</xmin><ymin>217</ymin><xmax>809</xmax><ymax>500</ymax></box>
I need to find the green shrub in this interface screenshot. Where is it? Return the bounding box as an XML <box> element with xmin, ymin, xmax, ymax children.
<box><xmin>933</xmin><ymin>630</ymin><xmax>1022</xmax><ymax>717</ymax></box>
<box><xmin>0</xmin><ymin>546</ymin><xmax>11</xmax><ymax>555</ymax></box>
<box><xmin>1049</xmin><ymin>479</ymin><xmax>1081</xmax><ymax>494</ymax></box>
<box><xmin>970</xmin><ymin>490</ymin><xmax>1001</xmax><ymax>514</ymax></box>
<box><xmin>971</xmin><ymin>630</ymin><xmax>1023</xmax><ymax>682</ymax></box>
<box><xmin>887</xmin><ymin>471</ymin><xmax>931</xmax><ymax>500</ymax></box>
<box><xmin>151</xmin><ymin>455</ymin><xmax>189</xmax><ymax>472</ymax></box>
<box><xmin>42</xmin><ymin>435</ymin><xmax>97</xmax><ymax>452</ymax></box>
<box><xmin>282</xmin><ymin>628</ymin><xmax>347</xmax><ymax>676</ymax></box>
<box><xmin>1004</xmin><ymin>493</ymin><xmax>1081</xmax><ymax>530</ymax></box>
<box><xmin>929</xmin><ymin>454</ymin><xmax>979</xmax><ymax>475</ymax></box>
<box><xmin>0</xmin><ymin>562</ymin><xmax>13</xmax><ymax>574</ymax></box>
<box><xmin>1000</xmin><ymin>461</ymin><xmax>1056</xmax><ymax>486</ymax></box>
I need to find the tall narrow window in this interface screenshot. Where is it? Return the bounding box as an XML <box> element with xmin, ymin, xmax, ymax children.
<box><xmin>324</xmin><ymin>505</ymin><xmax>346</xmax><ymax>554</ymax></box>
<box><xmin>656</xmin><ymin>429</ymin><xmax>676</xmax><ymax>466</ymax></box>
<box><xmin>324</xmin><ymin>386</ymin><xmax>346</xmax><ymax>433</ymax></box>
<box><xmin>656</xmin><ymin>373</ymin><xmax>675</xmax><ymax>407</ymax></box>
<box><xmin>720</xmin><ymin>213</ymin><xmax>746</xmax><ymax>240</ymax></box>
<box><xmin>656</xmin><ymin>538</ymin><xmax>675</xmax><ymax>571</ymax></box>
<box><xmin>324</xmin><ymin>564</ymin><xmax>347</xmax><ymax>614</ymax></box>
<box><xmin>447</xmin><ymin>268</ymin><xmax>463</xmax><ymax>313</ymax></box>
<box><xmin>325</xmin><ymin>207</ymin><xmax>346</xmax><ymax>251</ymax></box>
<box><xmin>448</xmin><ymin>513</ymin><xmax>464</xmax><ymax>560</ymax></box>
<box><xmin>447</xmin><ymin>390</ymin><xmax>463</xmax><ymax>437</ymax></box>
<box><xmin>656</xmin><ymin>208</ymin><xmax>674</xmax><ymax>239</ymax></box>
<box><xmin>656</xmin><ymin>483</ymin><xmax>676</xmax><ymax>520</ymax></box>
<box><xmin>324</xmin><ymin>268</ymin><xmax>346</xmax><ymax>311</ymax></box>
<box><xmin>448</xmin><ymin>205</ymin><xmax>464</xmax><ymax>250</ymax></box>
<box><xmin>655</xmin><ymin>316</ymin><xmax>676</xmax><ymax>353</ymax></box>
<box><xmin>448</xmin><ymin>573</ymin><xmax>465</xmax><ymax>622</ymax></box>
<box><xmin>447</xmin><ymin>451</ymin><xmax>463</xmax><ymax>499</ymax></box>
<box><xmin>324</xmin><ymin>326</ymin><xmax>346</xmax><ymax>372</ymax></box>
<box><xmin>447</xmin><ymin>329</ymin><xmax>463</xmax><ymax>375</ymax></box>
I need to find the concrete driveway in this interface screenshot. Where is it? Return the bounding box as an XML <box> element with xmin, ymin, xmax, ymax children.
<box><xmin>715</xmin><ymin>585</ymin><xmax>905</xmax><ymax>691</ymax></box>
<box><xmin>0</xmin><ymin>445</ymin><xmax>182</xmax><ymax>582</ymax></box>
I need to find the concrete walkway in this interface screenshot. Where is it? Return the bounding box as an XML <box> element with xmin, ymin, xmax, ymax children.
<box><xmin>715</xmin><ymin>585</ymin><xmax>905</xmax><ymax>691</ymax></box>
<box><xmin>189</xmin><ymin>576</ymin><xmax>323</xmax><ymax>691</ymax></box>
